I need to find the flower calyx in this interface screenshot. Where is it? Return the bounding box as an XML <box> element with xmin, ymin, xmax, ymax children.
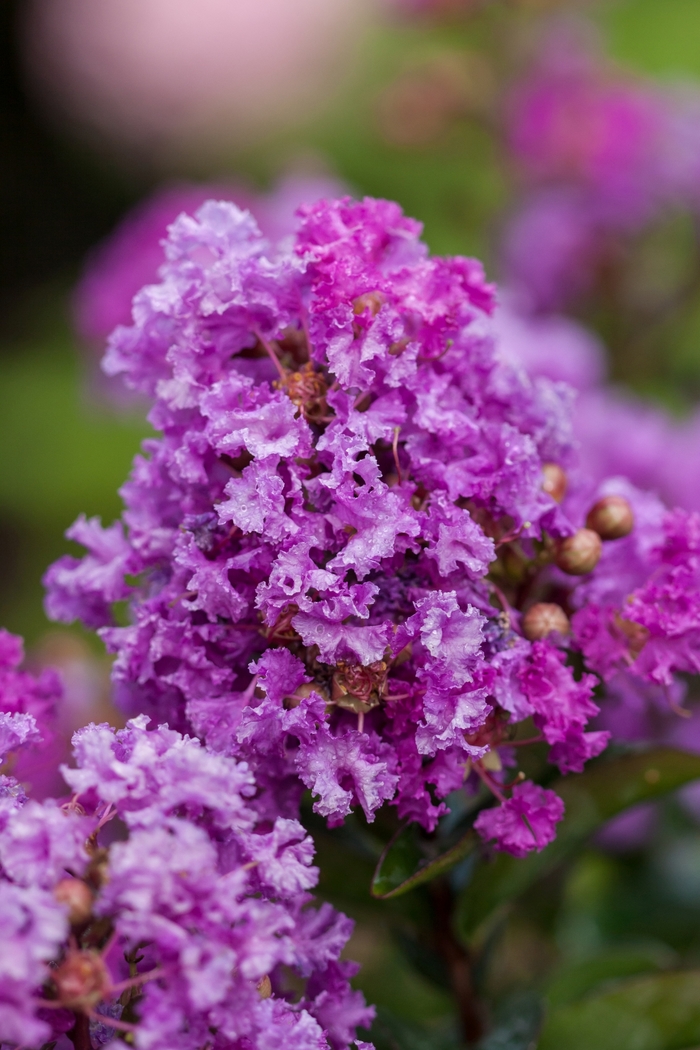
<box><xmin>275</xmin><ymin>362</ymin><xmax>329</xmax><ymax>424</ymax></box>
<box><xmin>54</xmin><ymin>878</ymin><xmax>94</xmax><ymax>927</ymax></box>
<box><xmin>542</xmin><ymin>462</ymin><xmax>567</xmax><ymax>503</ymax></box>
<box><xmin>331</xmin><ymin>660</ymin><xmax>388</xmax><ymax>714</ymax></box>
<box><xmin>522</xmin><ymin>602</ymin><xmax>570</xmax><ymax>641</ymax></box>
<box><xmin>52</xmin><ymin>948</ymin><xmax>111</xmax><ymax>1012</ymax></box>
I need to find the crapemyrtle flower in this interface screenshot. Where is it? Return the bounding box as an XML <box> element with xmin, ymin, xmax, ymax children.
<box><xmin>0</xmin><ymin>716</ymin><xmax>372</xmax><ymax>1050</ymax></box>
<box><xmin>45</xmin><ymin>192</ymin><xmax>672</xmax><ymax>857</ymax></box>
<box><xmin>573</xmin><ymin>507</ymin><xmax>700</xmax><ymax>689</ymax></box>
<box><xmin>474</xmin><ymin>780</ymin><xmax>565</xmax><ymax>859</ymax></box>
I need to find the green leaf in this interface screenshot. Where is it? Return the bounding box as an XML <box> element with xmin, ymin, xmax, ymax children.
<box><xmin>475</xmin><ymin>992</ymin><xmax>544</xmax><ymax>1050</ymax></box>
<box><xmin>371</xmin><ymin>822</ymin><xmax>477</xmax><ymax>900</ymax></box>
<box><xmin>539</xmin><ymin>970</ymin><xmax>700</xmax><ymax>1050</ymax></box>
<box><xmin>368</xmin><ymin>1008</ymin><xmax>461</xmax><ymax>1050</ymax></box>
<box><xmin>546</xmin><ymin>945</ymin><xmax>678</xmax><ymax>1009</ymax></box>
<box><xmin>457</xmin><ymin>748</ymin><xmax>700</xmax><ymax>941</ymax></box>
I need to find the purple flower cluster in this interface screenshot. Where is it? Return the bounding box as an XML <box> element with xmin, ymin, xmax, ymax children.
<box><xmin>0</xmin><ymin>714</ymin><xmax>371</xmax><ymax>1050</ymax></box>
<box><xmin>573</xmin><ymin>505</ymin><xmax>700</xmax><ymax>689</ymax></box>
<box><xmin>492</xmin><ymin>303</ymin><xmax>700</xmax><ymax>771</ymax></box>
<box><xmin>44</xmin><ymin>191</ymin><xmax>644</xmax><ymax>858</ymax></box>
<box><xmin>502</xmin><ymin>23</ymin><xmax>700</xmax><ymax>312</ymax></box>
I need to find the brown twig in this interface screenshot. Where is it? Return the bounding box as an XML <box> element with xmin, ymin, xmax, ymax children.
<box><xmin>67</xmin><ymin>1011</ymin><xmax>91</xmax><ymax>1050</ymax></box>
<box><xmin>430</xmin><ymin>880</ymin><xmax>485</xmax><ymax>1046</ymax></box>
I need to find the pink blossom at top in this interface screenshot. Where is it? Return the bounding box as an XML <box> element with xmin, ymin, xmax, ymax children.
<box><xmin>502</xmin><ymin>22</ymin><xmax>700</xmax><ymax>312</ymax></box>
<box><xmin>22</xmin><ymin>0</ymin><xmax>373</xmax><ymax>163</ymax></box>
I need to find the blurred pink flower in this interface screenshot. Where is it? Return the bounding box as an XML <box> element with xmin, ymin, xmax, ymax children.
<box><xmin>22</xmin><ymin>0</ymin><xmax>373</xmax><ymax>163</ymax></box>
<box><xmin>494</xmin><ymin>298</ymin><xmax>700</xmax><ymax>515</ymax></box>
<box><xmin>507</xmin><ymin>24</ymin><xmax>664</xmax><ymax>220</ymax></box>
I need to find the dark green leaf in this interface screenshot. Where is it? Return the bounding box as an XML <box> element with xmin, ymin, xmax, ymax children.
<box><xmin>392</xmin><ymin>930</ymin><xmax>451</xmax><ymax>990</ymax></box>
<box><xmin>546</xmin><ymin>944</ymin><xmax>678</xmax><ymax>1008</ymax></box>
<box><xmin>367</xmin><ymin>1008</ymin><xmax>461</xmax><ymax>1050</ymax></box>
<box><xmin>457</xmin><ymin>748</ymin><xmax>700</xmax><ymax>941</ymax></box>
<box><xmin>371</xmin><ymin>822</ymin><xmax>477</xmax><ymax>900</ymax></box>
<box><xmin>539</xmin><ymin>970</ymin><xmax>700</xmax><ymax>1050</ymax></box>
<box><xmin>475</xmin><ymin>992</ymin><xmax>544</xmax><ymax>1050</ymax></box>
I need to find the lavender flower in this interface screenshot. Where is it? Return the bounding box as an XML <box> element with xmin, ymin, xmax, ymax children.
<box><xmin>46</xmin><ymin>192</ymin><xmax>693</xmax><ymax>857</ymax></box>
<box><xmin>0</xmin><ymin>716</ymin><xmax>372</xmax><ymax>1050</ymax></box>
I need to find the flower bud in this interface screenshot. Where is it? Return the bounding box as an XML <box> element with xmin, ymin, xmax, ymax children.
<box><xmin>586</xmin><ymin>495</ymin><xmax>634</xmax><ymax>540</ymax></box>
<box><xmin>522</xmin><ymin>603</ymin><xmax>570</xmax><ymax>641</ymax></box>
<box><xmin>555</xmin><ymin>528</ymin><xmax>602</xmax><ymax>575</ymax></box>
<box><xmin>54</xmin><ymin>877</ymin><xmax>93</xmax><ymax>925</ymax></box>
<box><xmin>53</xmin><ymin>949</ymin><xmax>110</xmax><ymax>1011</ymax></box>
<box><xmin>542</xmin><ymin>463</ymin><xmax>567</xmax><ymax>503</ymax></box>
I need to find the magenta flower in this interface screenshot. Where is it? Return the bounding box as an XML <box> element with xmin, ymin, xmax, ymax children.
<box><xmin>45</xmin><ymin>191</ymin><xmax>693</xmax><ymax>858</ymax></box>
<box><xmin>502</xmin><ymin>23</ymin><xmax>700</xmax><ymax>312</ymax></box>
<box><xmin>474</xmin><ymin>781</ymin><xmax>565</xmax><ymax>858</ymax></box>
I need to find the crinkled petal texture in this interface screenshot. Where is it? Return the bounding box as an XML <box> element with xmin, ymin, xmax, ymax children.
<box><xmin>0</xmin><ymin>628</ymin><xmax>63</xmax><ymax>810</ymax></box>
<box><xmin>44</xmin><ymin>192</ymin><xmax>615</xmax><ymax>853</ymax></box>
<box><xmin>0</xmin><ymin>718</ymin><xmax>372</xmax><ymax>1050</ymax></box>
<box><xmin>474</xmin><ymin>782</ymin><xmax>565</xmax><ymax>858</ymax></box>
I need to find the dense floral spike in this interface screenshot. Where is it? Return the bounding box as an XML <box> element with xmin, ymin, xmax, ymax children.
<box><xmin>46</xmin><ymin>192</ymin><xmax>645</xmax><ymax>855</ymax></box>
<box><xmin>0</xmin><ymin>717</ymin><xmax>372</xmax><ymax>1050</ymax></box>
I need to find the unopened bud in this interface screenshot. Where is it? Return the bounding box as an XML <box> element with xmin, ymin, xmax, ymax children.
<box><xmin>257</xmin><ymin>975</ymin><xmax>272</xmax><ymax>1000</ymax></box>
<box><xmin>586</xmin><ymin>495</ymin><xmax>634</xmax><ymax>540</ymax></box>
<box><xmin>53</xmin><ymin>949</ymin><xmax>110</xmax><ymax>1011</ymax></box>
<box><xmin>555</xmin><ymin>528</ymin><xmax>602</xmax><ymax>575</ymax></box>
<box><xmin>522</xmin><ymin>603</ymin><xmax>570</xmax><ymax>641</ymax></box>
<box><xmin>54</xmin><ymin>877</ymin><xmax>93</xmax><ymax>925</ymax></box>
<box><xmin>542</xmin><ymin>463</ymin><xmax>567</xmax><ymax>503</ymax></box>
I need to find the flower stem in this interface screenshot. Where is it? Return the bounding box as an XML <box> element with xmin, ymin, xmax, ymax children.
<box><xmin>430</xmin><ymin>880</ymin><xmax>484</xmax><ymax>1046</ymax></box>
<box><xmin>67</xmin><ymin>1012</ymin><xmax>91</xmax><ymax>1050</ymax></box>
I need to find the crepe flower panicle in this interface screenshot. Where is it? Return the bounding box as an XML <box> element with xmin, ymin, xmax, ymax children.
<box><xmin>45</xmin><ymin>192</ymin><xmax>690</xmax><ymax>857</ymax></box>
<box><xmin>0</xmin><ymin>712</ymin><xmax>372</xmax><ymax>1050</ymax></box>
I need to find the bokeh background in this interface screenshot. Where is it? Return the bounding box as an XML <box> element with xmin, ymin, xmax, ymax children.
<box><xmin>6</xmin><ymin>1</ymin><xmax>700</xmax><ymax>1046</ymax></box>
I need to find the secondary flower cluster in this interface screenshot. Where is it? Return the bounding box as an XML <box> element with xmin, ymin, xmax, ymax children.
<box><xmin>44</xmin><ymin>192</ymin><xmax>659</xmax><ymax>859</ymax></box>
<box><xmin>502</xmin><ymin>22</ymin><xmax>700</xmax><ymax>312</ymax></box>
<box><xmin>0</xmin><ymin>629</ymin><xmax>63</xmax><ymax>801</ymax></box>
<box><xmin>0</xmin><ymin>708</ymin><xmax>372</xmax><ymax>1050</ymax></box>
